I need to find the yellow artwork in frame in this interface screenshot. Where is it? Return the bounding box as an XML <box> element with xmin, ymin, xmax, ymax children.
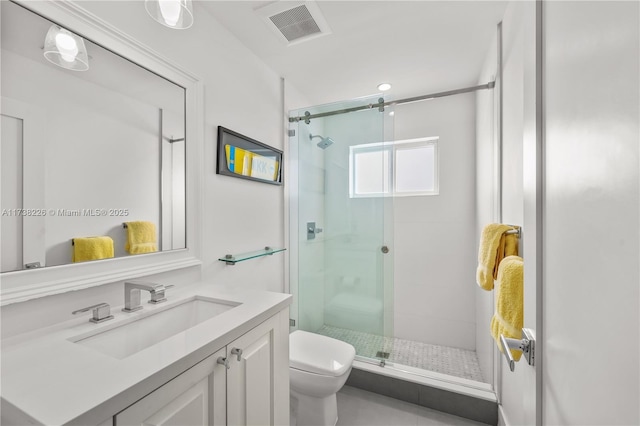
<box><xmin>217</xmin><ymin>126</ymin><xmax>282</xmax><ymax>185</ymax></box>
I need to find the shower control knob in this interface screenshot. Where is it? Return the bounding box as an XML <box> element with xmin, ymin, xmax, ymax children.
<box><xmin>381</xmin><ymin>246</ymin><xmax>390</xmax><ymax>254</ymax></box>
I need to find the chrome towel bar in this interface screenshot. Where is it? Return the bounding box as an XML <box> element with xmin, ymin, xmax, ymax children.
<box><xmin>504</xmin><ymin>225</ymin><xmax>521</xmax><ymax>238</ymax></box>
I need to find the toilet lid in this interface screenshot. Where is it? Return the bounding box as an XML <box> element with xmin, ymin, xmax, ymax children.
<box><xmin>290</xmin><ymin>330</ymin><xmax>356</xmax><ymax>377</ymax></box>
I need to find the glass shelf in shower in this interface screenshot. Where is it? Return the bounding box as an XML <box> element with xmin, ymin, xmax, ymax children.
<box><xmin>218</xmin><ymin>247</ymin><xmax>286</xmax><ymax>265</ymax></box>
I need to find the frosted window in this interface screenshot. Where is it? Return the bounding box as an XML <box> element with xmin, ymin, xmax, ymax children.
<box><xmin>395</xmin><ymin>145</ymin><xmax>435</xmax><ymax>193</ymax></box>
<box><xmin>354</xmin><ymin>150</ymin><xmax>390</xmax><ymax>195</ymax></box>
<box><xmin>350</xmin><ymin>137</ymin><xmax>438</xmax><ymax>198</ymax></box>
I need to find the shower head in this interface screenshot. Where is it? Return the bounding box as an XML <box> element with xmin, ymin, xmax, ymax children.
<box><xmin>309</xmin><ymin>134</ymin><xmax>334</xmax><ymax>149</ymax></box>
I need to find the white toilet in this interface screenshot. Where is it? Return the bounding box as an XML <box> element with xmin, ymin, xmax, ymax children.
<box><xmin>289</xmin><ymin>330</ymin><xmax>356</xmax><ymax>426</ymax></box>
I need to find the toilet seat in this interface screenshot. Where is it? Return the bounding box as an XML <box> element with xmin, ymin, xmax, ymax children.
<box><xmin>290</xmin><ymin>330</ymin><xmax>356</xmax><ymax>377</ymax></box>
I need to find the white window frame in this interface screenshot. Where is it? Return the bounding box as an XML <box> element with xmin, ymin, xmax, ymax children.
<box><xmin>349</xmin><ymin>137</ymin><xmax>439</xmax><ymax>198</ymax></box>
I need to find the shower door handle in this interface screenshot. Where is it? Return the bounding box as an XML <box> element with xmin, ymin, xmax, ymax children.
<box><xmin>381</xmin><ymin>246</ymin><xmax>390</xmax><ymax>254</ymax></box>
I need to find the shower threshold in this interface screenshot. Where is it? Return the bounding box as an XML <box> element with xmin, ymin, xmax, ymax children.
<box><xmin>348</xmin><ymin>359</ymin><xmax>498</xmax><ymax>425</ymax></box>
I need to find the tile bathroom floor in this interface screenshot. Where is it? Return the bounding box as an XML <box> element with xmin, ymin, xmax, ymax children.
<box><xmin>317</xmin><ymin>325</ymin><xmax>485</xmax><ymax>382</ymax></box>
<box><xmin>337</xmin><ymin>386</ymin><xmax>491</xmax><ymax>426</ymax></box>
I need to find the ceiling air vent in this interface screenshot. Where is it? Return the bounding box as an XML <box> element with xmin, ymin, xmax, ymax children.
<box><xmin>257</xmin><ymin>1</ymin><xmax>331</xmax><ymax>46</ymax></box>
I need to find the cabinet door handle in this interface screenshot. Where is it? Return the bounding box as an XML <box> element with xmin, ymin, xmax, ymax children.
<box><xmin>217</xmin><ymin>357</ymin><xmax>230</xmax><ymax>369</ymax></box>
<box><xmin>231</xmin><ymin>347</ymin><xmax>243</xmax><ymax>361</ymax></box>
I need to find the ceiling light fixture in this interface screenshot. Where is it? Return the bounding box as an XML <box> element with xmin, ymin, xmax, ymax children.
<box><xmin>377</xmin><ymin>83</ymin><xmax>392</xmax><ymax>91</ymax></box>
<box><xmin>43</xmin><ymin>25</ymin><xmax>89</xmax><ymax>71</ymax></box>
<box><xmin>145</xmin><ymin>0</ymin><xmax>194</xmax><ymax>29</ymax></box>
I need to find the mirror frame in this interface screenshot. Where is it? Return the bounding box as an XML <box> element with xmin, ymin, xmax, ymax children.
<box><xmin>0</xmin><ymin>0</ymin><xmax>203</xmax><ymax>306</ymax></box>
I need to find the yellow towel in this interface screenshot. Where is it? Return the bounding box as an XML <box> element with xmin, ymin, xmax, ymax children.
<box><xmin>491</xmin><ymin>255</ymin><xmax>524</xmax><ymax>361</ymax></box>
<box><xmin>72</xmin><ymin>236</ymin><xmax>114</xmax><ymax>263</ymax></box>
<box><xmin>124</xmin><ymin>221</ymin><xmax>157</xmax><ymax>254</ymax></box>
<box><xmin>476</xmin><ymin>223</ymin><xmax>519</xmax><ymax>290</ymax></box>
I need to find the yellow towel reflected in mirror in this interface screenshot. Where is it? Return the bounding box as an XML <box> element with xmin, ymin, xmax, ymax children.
<box><xmin>72</xmin><ymin>236</ymin><xmax>114</xmax><ymax>263</ymax></box>
<box><xmin>124</xmin><ymin>221</ymin><xmax>157</xmax><ymax>254</ymax></box>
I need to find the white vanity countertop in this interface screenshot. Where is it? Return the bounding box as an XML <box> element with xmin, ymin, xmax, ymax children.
<box><xmin>0</xmin><ymin>282</ymin><xmax>292</xmax><ymax>426</ymax></box>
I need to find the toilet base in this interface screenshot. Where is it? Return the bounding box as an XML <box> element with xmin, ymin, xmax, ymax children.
<box><xmin>291</xmin><ymin>389</ymin><xmax>338</xmax><ymax>426</ymax></box>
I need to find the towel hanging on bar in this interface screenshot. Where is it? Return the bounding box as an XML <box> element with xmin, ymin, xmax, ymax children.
<box><xmin>124</xmin><ymin>221</ymin><xmax>157</xmax><ymax>254</ymax></box>
<box><xmin>476</xmin><ymin>223</ymin><xmax>520</xmax><ymax>291</ymax></box>
<box><xmin>491</xmin><ymin>255</ymin><xmax>524</xmax><ymax>361</ymax></box>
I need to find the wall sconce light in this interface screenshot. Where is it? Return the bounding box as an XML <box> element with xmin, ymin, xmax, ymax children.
<box><xmin>145</xmin><ymin>0</ymin><xmax>194</xmax><ymax>29</ymax></box>
<box><xmin>43</xmin><ymin>25</ymin><xmax>89</xmax><ymax>71</ymax></box>
<box><xmin>44</xmin><ymin>24</ymin><xmax>89</xmax><ymax>71</ymax></box>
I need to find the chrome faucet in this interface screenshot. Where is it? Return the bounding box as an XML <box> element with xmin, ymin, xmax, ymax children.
<box><xmin>122</xmin><ymin>281</ymin><xmax>173</xmax><ymax>312</ymax></box>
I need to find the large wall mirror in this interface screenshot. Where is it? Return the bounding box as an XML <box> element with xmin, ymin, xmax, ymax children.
<box><xmin>0</xmin><ymin>1</ymin><xmax>202</xmax><ymax>304</ymax></box>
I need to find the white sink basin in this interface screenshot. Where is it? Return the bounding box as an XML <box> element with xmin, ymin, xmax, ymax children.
<box><xmin>71</xmin><ymin>296</ymin><xmax>240</xmax><ymax>359</ymax></box>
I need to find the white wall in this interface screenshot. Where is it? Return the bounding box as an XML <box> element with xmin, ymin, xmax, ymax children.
<box><xmin>543</xmin><ymin>1</ymin><xmax>639</xmax><ymax>424</ymax></box>
<box><xmin>392</xmin><ymin>94</ymin><xmax>477</xmax><ymax>351</ymax></box>
<box><xmin>1</xmin><ymin>0</ymin><xmax>287</xmax><ymax>336</ymax></box>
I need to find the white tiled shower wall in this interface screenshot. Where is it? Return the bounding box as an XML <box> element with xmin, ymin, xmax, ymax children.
<box><xmin>391</xmin><ymin>94</ymin><xmax>477</xmax><ymax>351</ymax></box>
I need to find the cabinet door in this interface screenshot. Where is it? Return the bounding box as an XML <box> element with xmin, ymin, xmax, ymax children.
<box><xmin>116</xmin><ymin>348</ymin><xmax>226</xmax><ymax>426</ymax></box>
<box><xmin>227</xmin><ymin>310</ymin><xmax>289</xmax><ymax>426</ymax></box>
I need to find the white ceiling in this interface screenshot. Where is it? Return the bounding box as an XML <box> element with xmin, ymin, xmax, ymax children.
<box><xmin>200</xmin><ymin>1</ymin><xmax>508</xmax><ymax>107</ymax></box>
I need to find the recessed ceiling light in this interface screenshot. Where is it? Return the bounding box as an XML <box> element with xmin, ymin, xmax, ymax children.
<box><xmin>377</xmin><ymin>83</ymin><xmax>392</xmax><ymax>91</ymax></box>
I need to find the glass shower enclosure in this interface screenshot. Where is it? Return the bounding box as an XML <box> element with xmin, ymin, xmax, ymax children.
<box><xmin>289</xmin><ymin>95</ymin><xmax>395</xmax><ymax>364</ymax></box>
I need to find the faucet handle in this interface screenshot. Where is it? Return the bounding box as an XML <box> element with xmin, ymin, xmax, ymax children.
<box><xmin>72</xmin><ymin>302</ymin><xmax>114</xmax><ymax>323</ymax></box>
<box><xmin>148</xmin><ymin>284</ymin><xmax>175</xmax><ymax>304</ymax></box>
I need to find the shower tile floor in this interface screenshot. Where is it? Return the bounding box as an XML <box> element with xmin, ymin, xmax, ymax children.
<box><xmin>316</xmin><ymin>325</ymin><xmax>485</xmax><ymax>383</ymax></box>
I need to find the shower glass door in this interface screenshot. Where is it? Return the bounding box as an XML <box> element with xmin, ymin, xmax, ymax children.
<box><xmin>290</xmin><ymin>95</ymin><xmax>394</xmax><ymax>363</ymax></box>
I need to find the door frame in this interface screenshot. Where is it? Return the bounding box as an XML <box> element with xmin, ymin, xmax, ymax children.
<box><xmin>495</xmin><ymin>1</ymin><xmax>543</xmax><ymax>425</ymax></box>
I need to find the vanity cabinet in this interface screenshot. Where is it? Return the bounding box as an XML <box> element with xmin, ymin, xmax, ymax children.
<box><xmin>116</xmin><ymin>348</ymin><xmax>227</xmax><ymax>426</ymax></box>
<box><xmin>115</xmin><ymin>310</ymin><xmax>289</xmax><ymax>426</ymax></box>
<box><xmin>227</xmin><ymin>313</ymin><xmax>279</xmax><ymax>425</ymax></box>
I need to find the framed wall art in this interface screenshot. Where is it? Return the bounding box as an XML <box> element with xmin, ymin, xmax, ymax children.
<box><xmin>216</xmin><ymin>126</ymin><xmax>283</xmax><ymax>185</ymax></box>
